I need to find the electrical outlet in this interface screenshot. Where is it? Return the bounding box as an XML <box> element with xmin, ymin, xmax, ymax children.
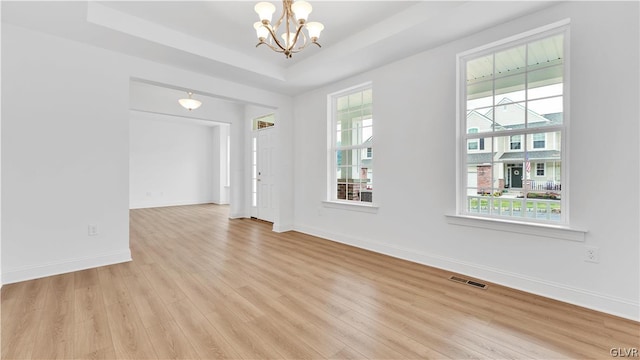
<box><xmin>585</xmin><ymin>246</ymin><xmax>599</xmax><ymax>263</ymax></box>
<box><xmin>88</xmin><ymin>224</ymin><xmax>98</xmax><ymax>236</ymax></box>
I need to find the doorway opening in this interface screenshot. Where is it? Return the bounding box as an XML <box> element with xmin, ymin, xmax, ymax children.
<box><xmin>250</xmin><ymin>114</ymin><xmax>276</xmax><ymax>222</ymax></box>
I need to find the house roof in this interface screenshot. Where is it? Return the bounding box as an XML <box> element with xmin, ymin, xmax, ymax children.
<box><xmin>467</xmin><ymin>153</ymin><xmax>494</xmax><ymax>164</ymax></box>
<box><xmin>484</xmin><ymin>98</ymin><xmax>553</xmax><ymax>128</ymax></box>
<box><xmin>467</xmin><ymin>97</ymin><xmax>562</xmax><ymax>132</ymax></box>
<box><xmin>499</xmin><ymin>150</ymin><xmax>561</xmax><ymax>161</ymax></box>
<box><xmin>468</xmin><ymin>150</ymin><xmax>560</xmax><ymax>165</ymax></box>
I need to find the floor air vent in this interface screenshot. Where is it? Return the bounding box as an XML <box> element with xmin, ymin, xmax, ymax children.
<box><xmin>448</xmin><ymin>275</ymin><xmax>488</xmax><ymax>290</ymax></box>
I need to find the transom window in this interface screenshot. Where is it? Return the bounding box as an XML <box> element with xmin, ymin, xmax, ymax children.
<box><xmin>458</xmin><ymin>23</ymin><xmax>568</xmax><ymax>224</ymax></box>
<box><xmin>329</xmin><ymin>84</ymin><xmax>373</xmax><ymax>204</ymax></box>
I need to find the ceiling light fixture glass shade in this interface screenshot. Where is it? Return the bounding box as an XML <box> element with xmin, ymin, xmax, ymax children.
<box><xmin>178</xmin><ymin>92</ymin><xmax>202</xmax><ymax>111</ymax></box>
<box><xmin>253</xmin><ymin>0</ymin><xmax>324</xmax><ymax>58</ymax></box>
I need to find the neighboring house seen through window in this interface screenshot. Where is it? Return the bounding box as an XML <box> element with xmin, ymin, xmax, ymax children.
<box><xmin>458</xmin><ymin>23</ymin><xmax>567</xmax><ymax>224</ymax></box>
<box><xmin>329</xmin><ymin>83</ymin><xmax>373</xmax><ymax>204</ymax></box>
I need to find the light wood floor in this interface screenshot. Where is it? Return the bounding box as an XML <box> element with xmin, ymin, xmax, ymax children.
<box><xmin>2</xmin><ymin>204</ymin><xmax>638</xmax><ymax>359</ymax></box>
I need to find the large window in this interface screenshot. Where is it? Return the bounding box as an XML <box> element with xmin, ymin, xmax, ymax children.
<box><xmin>329</xmin><ymin>84</ymin><xmax>373</xmax><ymax>204</ymax></box>
<box><xmin>459</xmin><ymin>23</ymin><xmax>567</xmax><ymax>224</ymax></box>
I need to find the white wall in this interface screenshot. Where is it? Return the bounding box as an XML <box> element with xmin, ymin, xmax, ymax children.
<box><xmin>1</xmin><ymin>23</ymin><xmax>131</xmax><ymax>283</ymax></box>
<box><xmin>212</xmin><ymin>124</ymin><xmax>230</xmax><ymax>205</ymax></box>
<box><xmin>292</xmin><ymin>2</ymin><xmax>639</xmax><ymax>320</ymax></box>
<box><xmin>129</xmin><ymin>112</ymin><xmax>216</xmax><ymax>209</ymax></box>
<box><xmin>0</xmin><ymin>5</ymin><xmax>3</xmax><ymax>288</ymax></box>
<box><xmin>1</xmin><ymin>22</ymin><xmax>295</xmax><ymax>283</ymax></box>
<box><xmin>129</xmin><ymin>81</ymin><xmax>238</xmax><ymax>208</ymax></box>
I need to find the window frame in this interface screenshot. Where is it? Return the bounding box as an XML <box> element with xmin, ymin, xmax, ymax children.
<box><xmin>456</xmin><ymin>20</ymin><xmax>571</xmax><ymax>227</ymax></box>
<box><xmin>327</xmin><ymin>82</ymin><xmax>376</xmax><ymax>208</ymax></box>
<box><xmin>533</xmin><ymin>132</ymin><xmax>546</xmax><ymax>149</ymax></box>
<box><xmin>536</xmin><ymin>162</ymin><xmax>546</xmax><ymax>177</ymax></box>
<box><xmin>510</xmin><ymin>135</ymin><xmax>522</xmax><ymax>150</ymax></box>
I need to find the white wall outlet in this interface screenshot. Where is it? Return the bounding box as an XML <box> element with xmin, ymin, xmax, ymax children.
<box><xmin>88</xmin><ymin>224</ymin><xmax>98</xmax><ymax>236</ymax></box>
<box><xmin>585</xmin><ymin>246</ymin><xmax>599</xmax><ymax>263</ymax></box>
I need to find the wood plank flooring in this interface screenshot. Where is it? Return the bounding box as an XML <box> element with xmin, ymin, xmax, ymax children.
<box><xmin>2</xmin><ymin>204</ymin><xmax>638</xmax><ymax>359</ymax></box>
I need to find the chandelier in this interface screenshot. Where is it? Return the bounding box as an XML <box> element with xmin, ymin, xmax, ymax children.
<box><xmin>178</xmin><ymin>92</ymin><xmax>202</xmax><ymax>111</ymax></box>
<box><xmin>253</xmin><ymin>0</ymin><xmax>324</xmax><ymax>59</ymax></box>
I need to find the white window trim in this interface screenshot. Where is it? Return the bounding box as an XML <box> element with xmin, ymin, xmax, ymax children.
<box><xmin>322</xmin><ymin>200</ymin><xmax>379</xmax><ymax>213</ymax></box>
<box><xmin>454</xmin><ymin>19</ymin><xmax>581</xmax><ymax>236</ymax></box>
<box><xmin>326</xmin><ymin>82</ymin><xmax>377</xmax><ymax>210</ymax></box>
<box><xmin>536</xmin><ymin>162</ymin><xmax>546</xmax><ymax>177</ymax></box>
<box><xmin>445</xmin><ymin>214</ymin><xmax>586</xmax><ymax>242</ymax></box>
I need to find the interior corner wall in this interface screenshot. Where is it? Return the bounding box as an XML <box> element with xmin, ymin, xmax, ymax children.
<box><xmin>211</xmin><ymin>124</ymin><xmax>231</xmax><ymax>205</ymax></box>
<box><xmin>292</xmin><ymin>1</ymin><xmax>639</xmax><ymax>320</ymax></box>
<box><xmin>1</xmin><ymin>23</ymin><xmax>131</xmax><ymax>283</ymax></box>
<box><xmin>129</xmin><ymin>113</ymin><xmax>215</xmax><ymax>209</ymax></box>
<box><xmin>218</xmin><ymin>124</ymin><xmax>231</xmax><ymax>205</ymax></box>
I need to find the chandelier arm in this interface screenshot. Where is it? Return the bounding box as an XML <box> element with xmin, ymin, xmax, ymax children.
<box><xmin>256</xmin><ymin>41</ymin><xmax>285</xmax><ymax>53</ymax></box>
<box><xmin>264</xmin><ymin>24</ymin><xmax>289</xmax><ymax>52</ymax></box>
<box><xmin>289</xmin><ymin>17</ymin><xmax>306</xmax><ymax>51</ymax></box>
<box><xmin>284</xmin><ymin>7</ymin><xmax>293</xmax><ymax>50</ymax></box>
<box><xmin>272</xmin><ymin>10</ymin><xmax>285</xmax><ymax>33</ymax></box>
<box><xmin>293</xmin><ymin>28</ymin><xmax>309</xmax><ymax>50</ymax></box>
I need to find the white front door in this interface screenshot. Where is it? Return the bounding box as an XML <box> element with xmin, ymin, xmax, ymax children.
<box><xmin>251</xmin><ymin>127</ymin><xmax>275</xmax><ymax>222</ymax></box>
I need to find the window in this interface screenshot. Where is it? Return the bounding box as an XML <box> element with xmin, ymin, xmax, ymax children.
<box><xmin>226</xmin><ymin>135</ymin><xmax>231</xmax><ymax>187</ymax></box>
<box><xmin>459</xmin><ymin>23</ymin><xmax>567</xmax><ymax>224</ymax></box>
<box><xmin>468</xmin><ymin>129</ymin><xmax>485</xmax><ymax>151</ymax></box>
<box><xmin>253</xmin><ymin>114</ymin><xmax>274</xmax><ymax>130</ymax></box>
<box><xmin>510</xmin><ymin>135</ymin><xmax>522</xmax><ymax>150</ymax></box>
<box><xmin>251</xmin><ymin>136</ymin><xmax>257</xmax><ymax>207</ymax></box>
<box><xmin>468</xmin><ymin>128</ymin><xmax>479</xmax><ymax>150</ymax></box>
<box><xmin>533</xmin><ymin>133</ymin><xmax>546</xmax><ymax>149</ymax></box>
<box><xmin>329</xmin><ymin>83</ymin><xmax>373</xmax><ymax>204</ymax></box>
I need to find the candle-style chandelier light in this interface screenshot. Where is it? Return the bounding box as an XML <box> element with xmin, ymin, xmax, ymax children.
<box><xmin>253</xmin><ymin>0</ymin><xmax>324</xmax><ymax>59</ymax></box>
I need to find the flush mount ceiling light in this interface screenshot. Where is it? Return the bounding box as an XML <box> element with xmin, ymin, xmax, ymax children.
<box><xmin>253</xmin><ymin>0</ymin><xmax>324</xmax><ymax>59</ymax></box>
<box><xmin>178</xmin><ymin>92</ymin><xmax>202</xmax><ymax>111</ymax></box>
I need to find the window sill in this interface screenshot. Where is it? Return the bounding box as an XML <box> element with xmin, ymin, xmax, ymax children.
<box><xmin>322</xmin><ymin>201</ymin><xmax>379</xmax><ymax>213</ymax></box>
<box><xmin>445</xmin><ymin>214</ymin><xmax>587</xmax><ymax>242</ymax></box>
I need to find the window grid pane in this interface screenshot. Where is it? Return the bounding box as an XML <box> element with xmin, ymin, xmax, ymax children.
<box><xmin>462</xmin><ymin>30</ymin><xmax>565</xmax><ymax>223</ymax></box>
<box><xmin>332</xmin><ymin>85</ymin><xmax>373</xmax><ymax>203</ymax></box>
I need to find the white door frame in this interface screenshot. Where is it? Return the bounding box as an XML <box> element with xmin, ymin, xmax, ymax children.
<box><xmin>250</xmin><ymin>126</ymin><xmax>275</xmax><ymax>222</ymax></box>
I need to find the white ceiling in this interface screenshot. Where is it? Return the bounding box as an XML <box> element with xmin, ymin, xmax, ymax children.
<box><xmin>1</xmin><ymin>1</ymin><xmax>558</xmax><ymax>95</ymax></box>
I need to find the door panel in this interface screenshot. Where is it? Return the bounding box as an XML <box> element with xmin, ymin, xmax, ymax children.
<box><xmin>511</xmin><ymin>167</ymin><xmax>523</xmax><ymax>188</ymax></box>
<box><xmin>254</xmin><ymin>128</ymin><xmax>275</xmax><ymax>222</ymax></box>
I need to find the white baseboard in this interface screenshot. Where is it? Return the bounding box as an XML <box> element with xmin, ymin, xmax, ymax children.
<box><xmin>129</xmin><ymin>200</ymin><xmax>214</xmax><ymax>209</ymax></box>
<box><xmin>273</xmin><ymin>223</ymin><xmax>294</xmax><ymax>233</ymax></box>
<box><xmin>294</xmin><ymin>224</ymin><xmax>640</xmax><ymax>322</ymax></box>
<box><xmin>2</xmin><ymin>249</ymin><xmax>132</xmax><ymax>285</ymax></box>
